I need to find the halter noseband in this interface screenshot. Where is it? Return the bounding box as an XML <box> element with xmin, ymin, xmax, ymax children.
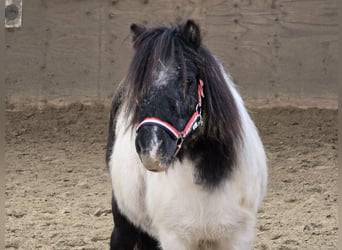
<box><xmin>136</xmin><ymin>79</ymin><xmax>205</xmax><ymax>156</ymax></box>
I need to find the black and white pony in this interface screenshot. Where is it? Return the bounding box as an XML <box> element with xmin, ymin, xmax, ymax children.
<box><xmin>106</xmin><ymin>20</ymin><xmax>267</xmax><ymax>250</ymax></box>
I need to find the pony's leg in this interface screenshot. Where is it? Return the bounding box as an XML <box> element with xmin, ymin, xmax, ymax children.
<box><xmin>137</xmin><ymin>230</ymin><xmax>161</xmax><ymax>250</ymax></box>
<box><xmin>110</xmin><ymin>195</ymin><xmax>139</xmax><ymax>250</ymax></box>
<box><xmin>110</xmin><ymin>226</ymin><xmax>138</xmax><ymax>250</ymax></box>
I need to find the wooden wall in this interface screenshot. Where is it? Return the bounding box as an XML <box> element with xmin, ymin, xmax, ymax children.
<box><xmin>5</xmin><ymin>0</ymin><xmax>338</xmax><ymax>101</ymax></box>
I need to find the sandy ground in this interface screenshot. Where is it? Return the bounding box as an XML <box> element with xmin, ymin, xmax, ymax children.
<box><xmin>5</xmin><ymin>104</ymin><xmax>337</xmax><ymax>250</ymax></box>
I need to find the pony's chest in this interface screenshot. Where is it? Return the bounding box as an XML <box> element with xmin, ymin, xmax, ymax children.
<box><xmin>109</xmin><ymin>115</ymin><xmax>246</xmax><ymax>239</ymax></box>
<box><xmin>144</xmin><ymin>160</ymin><xmax>245</xmax><ymax>239</ymax></box>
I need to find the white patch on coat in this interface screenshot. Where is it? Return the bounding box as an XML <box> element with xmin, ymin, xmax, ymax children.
<box><xmin>109</xmin><ymin>61</ymin><xmax>267</xmax><ymax>249</ymax></box>
<box><xmin>149</xmin><ymin>126</ymin><xmax>161</xmax><ymax>158</ymax></box>
<box><xmin>152</xmin><ymin>61</ymin><xmax>178</xmax><ymax>87</ymax></box>
<box><xmin>155</xmin><ymin>69</ymin><xmax>168</xmax><ymax>87</ymax></box>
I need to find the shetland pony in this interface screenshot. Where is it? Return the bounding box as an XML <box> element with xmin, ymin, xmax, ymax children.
<box><xmin>106</xmin><ymin>20</ymin><xmax>267</xmax><ymax>250</ymax></box>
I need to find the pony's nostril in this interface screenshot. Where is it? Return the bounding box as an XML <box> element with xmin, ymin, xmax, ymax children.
<box><xmin>135</xmin><ymin>138</ymin><xmax>143</xmax><ymax>154</ymax></box>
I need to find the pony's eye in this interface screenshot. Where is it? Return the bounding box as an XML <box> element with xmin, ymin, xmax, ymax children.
<box><xmin>186</xmin><ymin>78</ymin><xmax>194</xmax><ymax>85</ymax></box>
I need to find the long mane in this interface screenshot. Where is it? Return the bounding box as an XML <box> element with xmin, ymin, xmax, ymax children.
<box><xmin>193</xmin><ymin>45</ymin><xmax>242</xmax><ymax>187</ymax></box>
<box><xmin>119</xmin><ymin>22</ymin><xmax>242</xmax><ymax>187</ymax></box>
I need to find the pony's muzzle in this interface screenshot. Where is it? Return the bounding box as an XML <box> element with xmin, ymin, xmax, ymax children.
<box><xmin>139</xmin><ymin>154</ymin><xmax>167</xmax><ymax>172</ymax></box>
<box><xmin>135</xmin><ymin>126</ymin><xmax>176</xmax><ymax>172</ymax></box>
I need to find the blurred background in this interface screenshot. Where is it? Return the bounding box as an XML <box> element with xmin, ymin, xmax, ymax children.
<box><xmin>5</xmin><ymin>0</ymin><xmax>338</xmax><ymax>106</ymax></box>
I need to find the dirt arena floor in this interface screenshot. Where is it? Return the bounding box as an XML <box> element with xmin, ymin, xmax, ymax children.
<box><xmin>5</xmin><ymin>103</ymin><xmax>337</xmax><ymax>250</ymax></box>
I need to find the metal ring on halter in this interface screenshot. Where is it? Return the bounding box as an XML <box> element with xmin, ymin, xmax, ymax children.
<box><xmin>176</xmin><ymin>136</ymin><xmax>184</xmax><ymax>147</ymax></box>
<box><xmin>196</xmin><ymin>104</ymin><xmax>202</xmax><ymax>115</ymax></box>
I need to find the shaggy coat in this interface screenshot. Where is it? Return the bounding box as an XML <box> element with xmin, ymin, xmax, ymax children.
<box><xmin>106</xmin><ymin>20</ymin><xmax>267</xmax><ymax>250</ymax></box>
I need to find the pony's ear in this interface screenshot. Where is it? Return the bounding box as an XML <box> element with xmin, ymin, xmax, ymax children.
<box><xmin>130</xmin><ymin>23</ymin><xmax>146</xmax><ymax>42</ymax></box>
<box><xmin>181</xmin><ymin>20</ymin><xmax>201</xmax><ymax>49</ymax></box>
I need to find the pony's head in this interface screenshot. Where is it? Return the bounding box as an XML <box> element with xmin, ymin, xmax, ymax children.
<box><xmin>124</xmin><ymin>20</ymin><xmax>203</xmax><ymax>172</ymax></box>
<box><xmin>123</xmin><ymin>20</ymin><xmax>241</xmax><ymax>179</ymax></box>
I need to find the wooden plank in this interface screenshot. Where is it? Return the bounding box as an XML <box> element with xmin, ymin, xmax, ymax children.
<box><xmin>5</xmin><ymin>0</ymin><xmax>102</xmax><ymax>97</ymax></box>
<box><xmin>205</xmin><ymin>0</ymin><xmax>337</xmax><ymax>97</ymax></box>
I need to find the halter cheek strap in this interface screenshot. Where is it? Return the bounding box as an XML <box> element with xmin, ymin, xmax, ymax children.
<box><xmin>136</xmin><ymin>79</ymin><xmax>205</xmax><ymax>156</ymax></box>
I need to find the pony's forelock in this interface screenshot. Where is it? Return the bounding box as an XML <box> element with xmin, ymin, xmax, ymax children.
<box><xmin>122</xmin><ymin>23</ymin><xmax>202</xmax><ymax>125</ymax></box>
